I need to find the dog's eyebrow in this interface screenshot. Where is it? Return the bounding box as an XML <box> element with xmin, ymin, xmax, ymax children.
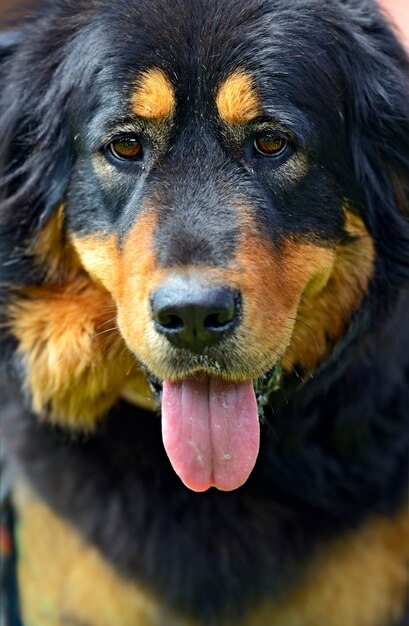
<box><xmin>131</xmin><ymin>68</ymin><xmax>176</xmax><ymax>122</ymax></box>
<box><xmin>216</xmin><ymin>70</ymin><xmax>261</xmax><ymax>124</ymax></box>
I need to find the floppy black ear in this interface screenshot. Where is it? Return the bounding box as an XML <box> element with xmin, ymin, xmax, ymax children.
<box><xmin>333</xmin><ymin>0</ymin><xmax>409</xmax><ymax>287</ymax></box>
<box><xmin>0</xmin><ymin>27</ymin><xmax>74</xmax><ymax>286</ymax></box>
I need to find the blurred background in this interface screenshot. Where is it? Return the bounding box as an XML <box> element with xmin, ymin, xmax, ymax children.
<box><xmin>381</xmin><ymin>0</ymin><xmax>409</xmax><ymax>46</ymax></box>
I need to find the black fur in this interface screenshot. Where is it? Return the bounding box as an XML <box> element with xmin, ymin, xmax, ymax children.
<box><xmin>1</xmin><ymin>1</ymin><xmax>408</xmax><ymax>625</ymax></box>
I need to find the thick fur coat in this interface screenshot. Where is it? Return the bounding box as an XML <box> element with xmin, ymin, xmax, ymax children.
<box><xmin>0</xmin><ymin>1</ymin><xmax>408</xmax><ymax>625</ymax></box>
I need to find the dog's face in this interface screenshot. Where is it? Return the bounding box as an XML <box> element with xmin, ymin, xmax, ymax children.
<box><xmin>71</xmin><ymin>71</ymin><xmax>345</xmax><ymax>373</ymax></box>
<box><xmin>1</xmin><ymin>0</ymin><xmax>408</xmax><ymax>491</ymax></box>
<box><xmin>66</xmin><ymin>1</ymin><xmax>374</xmax><ymax>377</ymax></box>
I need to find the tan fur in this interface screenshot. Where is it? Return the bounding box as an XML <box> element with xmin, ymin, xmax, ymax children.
<box><xmin>283</xmin><ymin>211</ymin><xmax>375</xmax><ymax>371</ymax></box>
<box><xmin>15</xmin><ymin>485</ymin><xmax>195</xmax><ymax>626</ymax></box>
<box><xmin>7</xmin><ymin>277</ymin><xmax>155</xmax><ymax>429</ymax></box>
<box><xmin>70</xmin><ymin>218</ymin><xmax>166</xmax><ymax>378</ymax></box>
<box><xmin>232</xmin><ymin>225</ymin><xmax>335</xmax><ymax>375</ymax></box>
<box><xmin>70</xmin><ymin>232</ymin><xmax>121</xmax><ymax>297</ymax></box>
<box><xmin>131</xmin><ymin>68</ymin><xmax>176</xmax><ymax>122</ymax></box>
<box><xmin>216</xmin><ymin>71</ymin><xmax>261</xmax><ymax>124</ymax></box>
<box><xmin>245</xmin><ymin>508</ymin><xmax>409</xmax><ymax>626</ymax></box>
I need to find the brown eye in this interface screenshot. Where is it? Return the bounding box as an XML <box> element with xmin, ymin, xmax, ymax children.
<box><xmin>109</xmin><ymin>136</ymin><xmax>142</xmax><ymax>160</ymax></box>
<box><xmin>254</xmin><ymin>132</ymin><xmax>287</xmax><ymax>157</ymax></box>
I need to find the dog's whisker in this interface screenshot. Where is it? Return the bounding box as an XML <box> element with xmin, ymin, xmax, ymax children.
<box><xmin>95</xmin><ymin>316</ymin><xmax>118</xmax><ymax>331</ymax></box>
<box><xmin>91</xmin><ymin>304</ymin><xmax>118</xmax><ymax>312</ymax></box>
<box><xmin>94</xmin><ymin>326</ymin><xmax>120</xmax><ymax>337</ymax></box>
<box><xmin>287</xmin><ymin>316</ymin><xmax>320</xmax><ymax>348</ymax></box>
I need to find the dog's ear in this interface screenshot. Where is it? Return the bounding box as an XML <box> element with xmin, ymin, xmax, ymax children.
<box><xmin>0</xmin><ymin>29</ymin><xmax>74</xmax><ymax>285</ymax></box>
<box><xmin>334</xmin><ymin>1</ymin><xmax>409</xmax><ymax>286</ymax></box>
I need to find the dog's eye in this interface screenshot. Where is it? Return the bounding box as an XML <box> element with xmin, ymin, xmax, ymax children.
<box><xmin>253</xmin><ymin>132</ymin><xmax>287</xmax><ymax>157</ymax></box>
<box><xmin>108</xmin><ymin>136</ymin><xmax>143</xmax><ymax>160</ymax></box>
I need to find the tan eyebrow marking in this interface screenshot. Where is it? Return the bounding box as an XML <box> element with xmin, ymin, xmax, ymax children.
<box><xmin>216</xmin><ymin>70</ymin><xmax>262</xmax><ymax>124</ymax></box>
<box><xmin>131</xmin><ymin>68</ymin><xmax>176</xmax><ymax>122</ymax></box>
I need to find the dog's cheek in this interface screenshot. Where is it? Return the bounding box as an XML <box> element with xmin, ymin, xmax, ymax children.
<box><xmin>114</xmin><ymin>212</ymin><xmax>172</xmax><ymax>369</ymax></box>
<box><xmin>71</xmin><ymin>211</ymin><xmax>176</xmax><ymax>380</ymax></box>
<box><xmin>224</xmin><ymin>227</ymin><xmax>336</xmax><ymax>375</ymax></box>
<box><xmin>69</xmin><ymin>232</ymin><xmax>123</xmax><ymax>298</ymax></box>
<box><xmin>283</xmin><ymin>211</ymin><xmax>375</xmax><ymax>372</ymax></box>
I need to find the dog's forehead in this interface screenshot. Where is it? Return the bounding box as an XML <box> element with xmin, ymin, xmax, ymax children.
<box><xmin>90</xmin><ymin>0</ymin><xmax>341</xmax><ymax>129</ymax></box>
<box><xmin>129</xmin><ymin>66</ymin><xmax>261</xmax><ymax>126</ymax></box>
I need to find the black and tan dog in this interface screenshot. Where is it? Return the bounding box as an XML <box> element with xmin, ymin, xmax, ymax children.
<box><xmin>0</xmin><ymin>1</ymin><xmax>408</xmax><ymax>625</ymax></box>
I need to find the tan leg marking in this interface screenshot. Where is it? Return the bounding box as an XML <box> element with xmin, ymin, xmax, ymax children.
<box><xmin>15</xmin><ymin>485</ymin><xmax>195</xmax><ymax>626</ymax></box>
<box><xmin>244</xmin><ymin>508</ymin><xmax>409</xmax><ymax>626</ymax></box>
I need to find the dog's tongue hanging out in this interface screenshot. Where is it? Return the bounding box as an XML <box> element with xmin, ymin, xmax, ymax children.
<box><xmin>162</xmin><ymin>377</ymin><xmax>260</xmax><ymax>492</ymax></box>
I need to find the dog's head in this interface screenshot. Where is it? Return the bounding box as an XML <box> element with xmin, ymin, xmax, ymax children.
<box><xmin>1</xmin><ymin>0</ymin><xmax>408</xmax><ymax>491</ymax></box>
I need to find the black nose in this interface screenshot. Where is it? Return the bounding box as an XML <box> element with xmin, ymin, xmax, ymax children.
<box><xmin>151</xmin><ymin>278</ymin><xmax>240</xmax><ymax>353</ymax></box>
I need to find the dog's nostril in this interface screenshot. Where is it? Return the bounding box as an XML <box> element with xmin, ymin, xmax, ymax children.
<box><xmin>151</xmin><ymin>279</ymin><xmax>240</xmax><ymax>353</ymax></box>
<box><xmin>156</xmin><ymin>312</ymin><xmax>185</xmax><ymax>331</ymax></box>
<box><xmin>204</xmin><ymin>308</ymin><xmax>234</xmax><ymax>330</ymax></box>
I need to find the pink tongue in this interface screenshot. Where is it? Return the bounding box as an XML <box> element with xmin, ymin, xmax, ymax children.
<box><xmin>162</xmin><ymin>377</ymin><xmax>260</xmax><ymax>492</ymax></box>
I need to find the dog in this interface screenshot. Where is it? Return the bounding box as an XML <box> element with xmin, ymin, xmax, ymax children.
<box><xmin>0</xmin><ymin>0</ymin><xmax>408</xmax><ymax>625</ymax></box>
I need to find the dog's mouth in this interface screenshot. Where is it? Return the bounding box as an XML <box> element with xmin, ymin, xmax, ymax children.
<box><xmin>147</xmin><ymin>367</ymin><xmax>281</xmax><ymax>493</ymax></box>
